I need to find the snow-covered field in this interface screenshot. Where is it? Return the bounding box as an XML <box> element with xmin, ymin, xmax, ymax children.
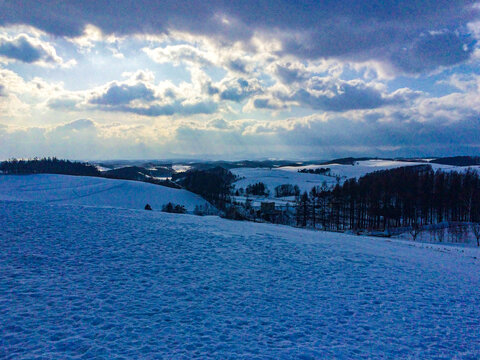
<box><xmin>0</xmin><ymin>174</ymin><xmax>210</xmax><ymax>212</ymax></box>
<box><xmin>232</xmin><ymin>167</ymin><xmax>336</xmax><ymax>195</ymax></box>
<box><xmin>1</xmin><ymin>200</ymin><xmax>480</xmax><ymax>359</ymax></box>
<box><xmin>232</xmin><ymin>160</ymin><xmax>480</xmax><ymax>197</ymax></box>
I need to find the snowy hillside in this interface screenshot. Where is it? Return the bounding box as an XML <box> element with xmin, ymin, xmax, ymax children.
<box><xmin>0</xmin><ymin>174</ymin><xmax>211</xmax><ymax>212</ymax></box>
<box><xmin>232</xmin><ymin>159</ymin><xmax>480</xmax><ymax>196</ymax></box>
<box><xmin>1</xmin><ymin>200</ymin><xmax>479</xmax><ymax>358</ymax></box>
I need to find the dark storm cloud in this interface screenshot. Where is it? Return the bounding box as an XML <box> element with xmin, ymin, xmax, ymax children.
<box><xmin>1</xmin><ymin>1</ymin><xmax>477</xmax><ymax>72</ymax></box>
<box><xmin>90</xmin><ymin>83</ymin><xmax>156</xmax><ymax>106</ymax></box>
<box><xmin>0</xmin><ymin>35</ymin><xmax>56</xmax><ymax>63</ymax></box>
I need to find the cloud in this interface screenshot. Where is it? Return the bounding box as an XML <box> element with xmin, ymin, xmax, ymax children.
<box><xmin>227</xmin><ymin>59</ymin><xmax>248</xmax><ymax>73</ymax></box>
<box><xmin>389</xmin><ymin>32</ymin><xmax>476</xmax><ymax>74</ymax></box>
<box><xmin>2</xmin><ymin>1</ymin><xmax>476</xmax><ymax>72</ymax></box>
<box><xmin>252</xmin><ymin>98</ymin><xmax>286</xmax><ymax>110</ymax></box>
<box><xmin>47</xmin><ymin>96</ymin><xmax>81</xmax><ymax>111</ymax></box>
<box><xmin>0</xmin><ymin>119</ymin><xmax>164</xmax><ymax>160</ymax></box>
<box><xmin>0</xmin><ymin>68</ymin><xmax>68</xmax><ymax>121</ymax></box>
<box><xmin>110</xmin><ymin>101</ymin><xmax>218</xmax><ymax>117</ymax></box>
<box><xmin>85</xmin><ymin>76</ymin><xmax>219</xmax><ymax>116</ymax></box>
<box><xmin>291</xmin><ymin>85</ymin><xmax>388</xmax><ymax>112</ymax></box>
<box><xmin>143</xmin><ymin>44</ymin><xmax>213</xmax><ymax>67</ymax></box>
<box><xmin>274</xmin><ymin>63</ymin><xmax>310</xmax><ymax>84</ymax></box>
<box><xmin>143</xmin><ymin>41</ymin><xmax>259</xmax><ymax>78</ymax></box>
<box><xmin>53</xmin><ymin>118</ymin><xmax>95</xmax><ymax>132</ymax></box>
<box><xmin>90</xmin><ymin>82</ymin><xmax>156</xmax><ymax>106</ymax></box>
<box><xmin>438</xmin><ymin>73</ymin><xmax>480</xmax><ymax>92</ymax></box>
<box><xmin>268</xmin><ymin>77</ymin><xmax>421</xmax><ymax>112</ymax></box>
<box><xmin>2</xmin><ymin>91</ymin><xmax>480</xmax><ymax>160</ymax></box>
<box><xmin>0</xmin><ymin>84</ymin><xmax>5</xmax><ymax>96</ymax></box>
<box><xmin>0</xmin><ymin>34</ymin><xmax>62</xmax><ymax>64</ymax></box>
<box><xmin>219</xmin><ymin>78</ymin><xmax>262</xmax><ymax>102</ymax></box>
<box><xmin>207</xmin><ymin>118</ymin><xmax>232</xmax><ymax>130</ymax></box>
<box><xmin>0</xmin><ymin>119</ymin><xmax>100</xmax><ymax>160</ymax></box>
<box><xmin>39</xmin><ymin>70</ymin><xmax>221</xmax><ymax>118</ymax></box>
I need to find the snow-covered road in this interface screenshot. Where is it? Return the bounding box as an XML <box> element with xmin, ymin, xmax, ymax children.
<box><xmin>1</xmin><ymin>200</ymin><xmax>479</xmax><ymax>359</ymax></box>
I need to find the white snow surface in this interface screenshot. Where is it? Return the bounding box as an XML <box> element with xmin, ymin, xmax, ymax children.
<box><xmin>0</xmin><ymin>174</ymin><xmax>210</xmax><ymax>212</ymax></box>
<box><xmin>1</xmin><ymin>200</ymin><xmax>480</xmax><ymax>359</ymax></box>
<box><xmin>172</xmin><ymin>165</ymin><xmax>192</xmax><ymax>173</ymax></box>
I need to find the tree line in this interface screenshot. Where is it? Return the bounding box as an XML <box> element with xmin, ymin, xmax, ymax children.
<box><xmin>295</xmin><ymin>165</ymin><xmax>480</xmax><ymax>232</ymax></box>
<box><xmin>172</xmin><ymin>166</ymin><xmax>235</xmax><ymax>209</ymax></box>
<box><xmin>0</xmin><ymin>158</ymin><xmax>100</xmax><ymax>176</ymax></box>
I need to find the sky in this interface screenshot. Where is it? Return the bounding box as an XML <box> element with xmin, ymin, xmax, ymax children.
<box><xmin>0</xmin><ymin>1</ymin><xmax>480</xmax><ymax>160</ymax></box>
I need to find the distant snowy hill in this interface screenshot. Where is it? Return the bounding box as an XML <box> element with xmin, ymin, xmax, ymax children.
<box><xmin>232</xmin><ymin>159</ymin><xmax>480</xmax><ymax>196</ymax></box>
<box><xmin>1</xmin><ymin>200</ymin><xmax>479</xmax><ymax>358</ymax></box>
<box><xmin>0</xmin><ymin>174</ymin><xmax>211</xmax><ymax>212</ymax></box>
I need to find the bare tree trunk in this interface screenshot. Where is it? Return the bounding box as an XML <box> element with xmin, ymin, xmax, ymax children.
<box><xmin>472</xmin><ymin>223</ymin><xmax>480</xmax><ymax>247</ymax></box>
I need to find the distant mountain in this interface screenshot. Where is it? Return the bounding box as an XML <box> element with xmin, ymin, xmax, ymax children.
<box><xmin>185</xmin><ymin>160</ymin><xmax>306</xmax><ymax>170</ymax></box>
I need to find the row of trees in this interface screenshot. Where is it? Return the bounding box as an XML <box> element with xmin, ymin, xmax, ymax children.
<box><xmin>0</xmin><ymin>158</ymin><xmax>100</xmax><ymax>176</ymax></box>
<box><xmin>295</xmin><ymin>165</ymin><xmax>480</xmax><ymax>232</ymax></box>
<box><xmin>245</xmin><ymin>182</ymin><xmax>269</xmax><ymax>196</ymax></box>
<box><xmin>274</xmin><ymin>184</ymin><xmax>300</xmax><ymax>197</ymax></box>
<box><xmin>172</xmin><ymin>167</ymin><xmax>235</xmax><ymax>209</ymax></box>
<box><xmin>162</xmin><ymin>202</ymin><xmax>187</xmax><ymax>214</ymax></box>
<box><xmin>236</xmin><ymin>183</ymin><xmax>300</xmax><ymax>198</ymax></box>
<box><xmin>298</xmin><ymin>167</ymin><xmax>331</xmax><ymax>175</ymax></box>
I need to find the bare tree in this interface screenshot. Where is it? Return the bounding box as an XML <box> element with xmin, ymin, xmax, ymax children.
<box><xmin>436</xmin><ymin>227</ymin><xmax>445</xmax><ymax>243</ymax></box>
<box><xmin>410</xmin><ymin>222</ymin><xmax>422</xmax><ymax>241</ymax></box>
<box><xmin>448</xmin><ymin>224</ymin><xmax>468</xmax><ymax>244</ymax></box>
<box><xmin>472</xmin><ymin>223</ymin><xmax>480</xmax><ymax>247</ymax></box>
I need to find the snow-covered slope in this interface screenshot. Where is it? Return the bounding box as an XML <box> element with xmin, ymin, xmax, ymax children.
<box><xmin>0</xmin><ymin>174</ymin><xmax>210</xmax><ymax>212</ymax></box>
<box><xmin>286</xmin><ymin>159</ymin><xmax>480</xmax><ymax>178</ymax></box>
<box><xmin>1</xmin><ymin>200</ymin><xmax>479</xmax><ymax>358</ymax></box>
<box><xmin>282</xmin><ymin>159</ymin><xmax>427</xmax><ymax>179</ymax></box>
